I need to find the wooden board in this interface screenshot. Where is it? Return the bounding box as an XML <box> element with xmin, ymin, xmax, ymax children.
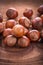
<box><xmin>0</xmin><ymin>0</ymin><xmax>43</xmax><ymax>65</ymax></box>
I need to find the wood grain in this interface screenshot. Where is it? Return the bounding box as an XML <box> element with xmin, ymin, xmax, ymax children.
<box><xmin>0</xmin><ymin>0</ymin><xmax>43</xmax><ymax>65</ymax></box>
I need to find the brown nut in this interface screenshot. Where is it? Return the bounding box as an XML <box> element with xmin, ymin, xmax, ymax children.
<box><xmin>18</xmin><ymin>36</ymin><xmax>30</xmax><ymax>47</ymax></box>
<box><xmin>6</xmin><ymin>19</ymin><xmax>16</xmax><ymax>28</ymax></box>
<box><xmin>12</xmin><ymin>24</ymin><xmax>25</xmax><ymax>37</ymax></box>
<box><xmin>4</xmin><ymin>35</ymin><xmax>17</xmax><ymax>47</ymax></box>
<box><xmin>0</xmin><ymin>13</ymin><xmax>3</xmax><ymax>22</ymax></box>
<box><xmin>3</xmin><ymin>28</ymin><xmax>12</xmax><ymax>37</ymax></box>
<box><xmin>32</xmin><ymin>17</ymin><xmax>43</xmax><ymax>30</ymax></box>
<box><xmin>29</xmin><ymin>30</ymin><xmax>40</xmax><ymax>41</ymax></box>
<box><xmin>37</xmin><ymin>5</ymin><xmax>43</xmax><ymax>14</ymax></box>
<box><xmin>6</xmin><ymin>8</ymin><xmax>18</xmax><ymax>19</ymax></box>
<box><xmin>23</xmin><ymin>8</ymin><xmax>33</xmax><ymax>18</ymax></box>
<box><xmin>0</xmin><ymin>23</ymin><xmax>4</xmax><ymax>33</ymax></box>
<box><xmin>19</xmin><ymin>17</ymin><xmax>31</xmax><ymax>28</ymax></box>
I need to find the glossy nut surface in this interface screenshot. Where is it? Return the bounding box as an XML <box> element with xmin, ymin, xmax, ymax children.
<box><xmin>19</xmin><ymin>17</ymin><xmax>31</xmax><ymax>28</ymax></box>
<box><xmin>18</xmin><ymin>36</ymin><xmax>30</xmax><ymax>47</ymax></box>
<box><xmin>6</xmin><ymin>8</ymin><xmax>18</xmax><ymax>19</ymax></box>
<box><xmin>32</xmin><ymin>17</ymin><xmax>43</xmax><ymax>30</ymax></box>
<box><xmin>12</xmin><ymin>24</ymin><xmax>24</xmax><ymax>37</ymax></box>
<box><xmin>38</xmin><ymin>5</ymin><xmax>43</xmax><ymax>14</ymax></box>
<box><xmin>4</xmin><ymin>35</ymin><xmax>17</xmax><ymax>47</ymax></box>
<box><xmin>3</xmin><ymin>28</ymin><xmax>12</xmax><ymax>37</ymax></box>
<box><xmin>23</xmin><ymin>8</ymin><xmax>33</xmax><ymax>18</ymax></box>
<box><xmin>29</xmin><ymin>30</ymin><xmax>40</xmax><ymax>41</ymax></box>
<box><xmin>6</xmin><ymin>19</ymin><xmax>16</xmax><ymax>28</ymax></box>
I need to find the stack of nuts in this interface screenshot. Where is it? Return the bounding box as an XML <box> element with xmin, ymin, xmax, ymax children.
<box><xmin>0</xmin><ymin>5</ymin><xmax>43</xmax><ymax>48</ymax></box>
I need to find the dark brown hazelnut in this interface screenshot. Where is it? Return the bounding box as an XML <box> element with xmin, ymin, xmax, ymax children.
<box><xmin>3</xmin><ymin>28</ymin><xmax>12</xmax><ymax>37</ymax></box>
<box><xmin>32</xmin><ymin>17</ymin><xmax>43</xmax><ymax>30</ymax></box>
<box><xmin>29</xmin><ymin>30</ymin><xmax>40</xmax><ymax>41</ymax></box>
<box><xmin>3</xmin><ymin>35</ymin><xmax>17</xmax><ymax>47</ymax></box>
<box><xmin>12</xmin><ymin>24</ymin><xmax>25</xmax><ymax>37</ymax></box>
<box><xmin>23</xmin><ymin>8</ymin><xmax>33</xmax><ymax>18</ymax></box>
<box><xmin>0</xmin><ymin>13</ymin><xmax>3</xmax><ymax>22</ymax></box>
<box><xmin>18</xmin><ymin>36</ymin><xmax>30</xmax><ymax>47</ymax></box>
<box><xmin>6</xmin><ymin>8</ymin><xmax>18</xmax><ymax>19</ymax></box>
<box><xmin>38</xmin><ymin>5</ymin><xmax>43</xmax><ymax>14</ymax></box>
<box><xmin>19</xmin><ymin>17</ymin><xmax>31</xmax><ymax>28</ymax></box>
<box><xmin>6</xmin><ymin>19</ymin><xmax>16</xmax><ymax>28</ymax></box>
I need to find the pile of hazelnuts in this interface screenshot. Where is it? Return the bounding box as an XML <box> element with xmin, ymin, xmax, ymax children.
<box><xmin>0</xmin><ymin>5</ymin><xmax>43</xmax><ymax>48</ymax></box>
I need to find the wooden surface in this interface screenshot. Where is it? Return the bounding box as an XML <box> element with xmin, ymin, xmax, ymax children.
<box><xmin>0</xmin><ymin>0</ymin><xmax>43</xmax><ymax>65</ymax></box>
